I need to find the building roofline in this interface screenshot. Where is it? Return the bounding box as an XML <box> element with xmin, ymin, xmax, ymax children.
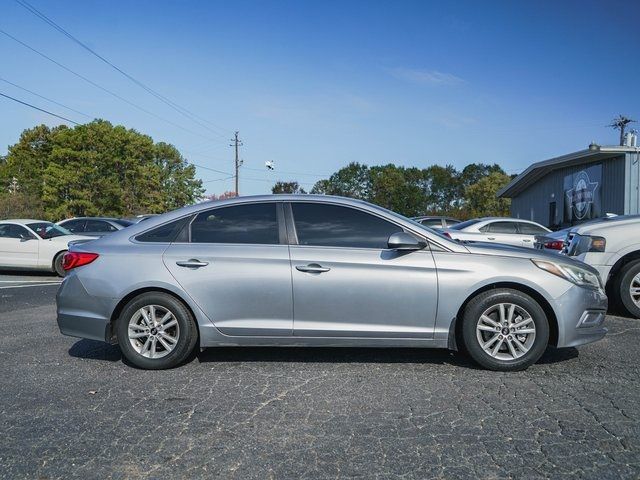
<box><xmin>497</xmin><ymin>145</ymin><xmax>639</xmax><ymax>198</ymax></box>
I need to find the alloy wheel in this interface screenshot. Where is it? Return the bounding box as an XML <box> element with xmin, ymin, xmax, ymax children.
<box><xmin>128</xmin><ymin>305</ymin><xmax>180</xmax><ymax>359</ymax></box>
<box><xmin>630</xmin><ymin>273</ymin><xmax>640</xmax><ymax>308</ymax></box>
<box><xmin>476</xmin><ymin>303</ymin><xmax>536</xmax><ymax>361</ymax></box>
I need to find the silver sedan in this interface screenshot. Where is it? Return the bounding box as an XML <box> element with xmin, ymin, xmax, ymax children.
<box><xmin>56</xmin><ymin>195</ymin><xmax>607</xmax><ymax>371</ymax></box>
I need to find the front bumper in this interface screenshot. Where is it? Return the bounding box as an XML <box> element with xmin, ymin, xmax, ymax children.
<box><xmin>56</xmin><ymin>274</ymin><xmax>114</xmax><ymax>342</ymax></box>
<box><xmin>554</xmin><ymin>284</ymin><xmax>608</xmax><ymax>348</ymax></box>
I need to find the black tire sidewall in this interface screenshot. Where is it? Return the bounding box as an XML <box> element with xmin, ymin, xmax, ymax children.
<box><xmin>617</xmin><ymin>260</ymin><xmax>640</xmax><ymax>319</ymax></box>
<box><xmin>462</xmin><ymin>289</ymin><xmax>549</xmax><ymax>371</ymax></box>
<box><xmin>116</xmin><ymin>292</ymin><xmax>198</xmax><ymax>370</ymax></box>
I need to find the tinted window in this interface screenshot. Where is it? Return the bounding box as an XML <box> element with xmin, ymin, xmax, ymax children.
<box><xmin>449</xmin><ymin>219</ymin><xmax>482</xmax><ymax>230</ymax></box>
<box><xmin>518</xmin><ymin>222</ymin><xmax>547</xmax><ymax>234</ymax></box>
<box><xmin>0</xmin><ymin>224</ymin><xmax>33</xmax><ymax>239</ymax></box>
<box><xmin>420</xmin><ymin>218</ymin><xmax>443</xmax><ymax>228</ymax></box>
<box><xmin>86</xmin><ymin>220</ymin><xmax>117</xmax><ymax>232</ymax></box>
<box><xmin>113</xmin><ymin>219</ymin><xmax>134</xmax><ymax>227</ymax></box>
<box><xmin>487</xmin><ymin>221</ymin><xmax>518</xmax><ymax>234</ymax></box>
<box><xmin>191</xmin><ymin>203</ymin><xmax>279</xmax><ymax>244</ymax></box>
<box><xmin>136</xmin><ymin>216</ymin><xmax>191</xmax><ymax>243</ymax></box>
<box><xmin>292</xmin><ymin>203</ymin><xmax>402</xmax><ymax>249</ymax></box>
<box><xmin>61</xmin><ymin>219</ymin><xmax>85</xmax><ymax>233</ymax></box>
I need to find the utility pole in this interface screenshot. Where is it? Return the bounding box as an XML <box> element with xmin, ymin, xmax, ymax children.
<box><xmin>230</xmin><ymin>131</ymin><xmax>243</xmax><ymax>196</ymax></box>
<box><xmin>609</xmin><ymin>115</ymin><xmax>636</xmax><ymax>146</ymax></box>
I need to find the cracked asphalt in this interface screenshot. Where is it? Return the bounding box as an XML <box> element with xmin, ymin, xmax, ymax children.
<box><xmin>1</xmin><ymin>278</ymin><xmax>640</xmax><ymax>479</ymax></box>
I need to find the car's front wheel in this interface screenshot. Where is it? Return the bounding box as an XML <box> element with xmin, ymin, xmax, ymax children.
<box><xmin>614</xmin><ymin>260</ymin><xmax>640</xmax><ymax>319</ymax></box>
<box><xmin>461</xmin><ymin>288</ymin><xmax>549</xmax><ymax>371</ymax></box>
<box><xmin>116</xmin><ymin>292</ymin><xmax>198</xmax><ymax>369</ymax></box>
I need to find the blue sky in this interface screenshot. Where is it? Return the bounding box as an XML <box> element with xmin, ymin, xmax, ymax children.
<box><xmin>1</xmin><ymin>0</ymin><xmax>639</xmax><ymax>195</ymax></box>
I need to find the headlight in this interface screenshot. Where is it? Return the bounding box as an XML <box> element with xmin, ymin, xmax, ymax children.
<box><xmin>567</xmin><ymin>234</ymin><xmax>606</xmax><ymax>256</ymax></box>
<box><xmin>532</xmin><ymin>259</ymin><xmax>602</xmax><ymax>289</ymax></box>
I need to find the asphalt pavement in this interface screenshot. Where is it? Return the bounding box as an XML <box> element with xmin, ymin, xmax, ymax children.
<box><xmin>1</xmin><ymin>273</ymin><xmax>639</xmax><ymax>479</ymax></box>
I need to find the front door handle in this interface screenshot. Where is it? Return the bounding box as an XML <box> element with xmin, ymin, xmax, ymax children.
<box><xmin>176</xmin><ymin>259</ymin><xmax>209</xmax><ymax>268</ymax></box>
<box><xmin>487</xmin><ymin>237</ymin><xmax>496</xmax><ymax>240</ymax></box>
<box><xmin>296</xmin><ymin>263</ymin><xmax>330</xmax><ymax>273</ymax></box>
<box><xmin>523</xmin><ymin>238</ymin><xmax>532</xmax><ymax>243</ymax></box>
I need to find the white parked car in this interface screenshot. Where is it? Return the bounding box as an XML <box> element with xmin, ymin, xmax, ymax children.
<box><xmin>0</xmin><ymin>219</ymin><xmax>93</xmax><ymax>276</ymax></box>
<box><xmin>563</xmin><ymin>215</ymin><xmax>640</xmax><ymax>318</ymax></box>
<box><xmin>443</xmin><ymin>217</ymin><xmax>551</xmax><ymax>248</ymax></box>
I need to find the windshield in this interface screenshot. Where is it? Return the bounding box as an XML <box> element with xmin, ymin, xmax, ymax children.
<box><xmin>27</xmin><ymin>222</ymin><xmax>72</xmax><ymax>239</ymax></box>
<box><xmin>449</xmin><ymin>219</ymin><xmax>482</xmax><ymax>230</ymax></box>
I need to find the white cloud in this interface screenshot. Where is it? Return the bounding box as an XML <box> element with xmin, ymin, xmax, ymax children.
<box><xmin>390</xmin><ymin>68</ymin><xmax>465</xmax><ymax>86</ymax></box>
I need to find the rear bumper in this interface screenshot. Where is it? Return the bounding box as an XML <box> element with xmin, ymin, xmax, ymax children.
<box><xmin>555</xmin><ymin>284</ymin><xmax>608</xmax><ymax>348</ymax></box>
<box><xmin>56</xmin><ymin>274</ymin><xmax>114</xmax><ymax>342</ymax></box>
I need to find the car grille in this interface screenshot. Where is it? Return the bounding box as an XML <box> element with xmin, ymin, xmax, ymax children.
<box><xmin>562</xmin><ymin>233</ymin><xmax>575</xmax><ymax>255</ymax></box>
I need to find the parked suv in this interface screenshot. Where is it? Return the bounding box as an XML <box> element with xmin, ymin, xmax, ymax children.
<box><xmin>563</xmin><ymin>215</ymin><xmax>640</xmax><ymax>318</ymax></box>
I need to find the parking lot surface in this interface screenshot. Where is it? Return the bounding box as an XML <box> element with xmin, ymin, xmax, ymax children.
<box><xmin>1</xmin><ymin>273</ymin><xmax>640</xmax><ymax>479</ymax></box>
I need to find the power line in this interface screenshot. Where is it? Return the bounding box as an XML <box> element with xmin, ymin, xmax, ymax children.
<box><xmin>15</xmin><ymin>0</ymin><xmax>231</xmax><ymax>139</ymax></box>
<box><xmin>202</xmin><ymin>175</ymin><xmax>234</xmax><ymax>184</ymax></box>
<box><xmin>0</xmin><ymin>29</ymin><xmax>225</xmax><ymax>144</ymax></box>
<box><xmin>243</xmin><ymin>165</ymin><xmax>329</xmax><ymax>177</ymax></box>
<box><xmin>0</xmin><ymin>76</ymin><xmax>93</xmax><ymax>119</ymax></box>
<box><xmin>185</xmin><ymin>161</ymin><xmax>232</xmax><ymax>176</ymax></box>
<box><xmin>0</xmin><ymin>91</ymin><xmax>80</xmax><ymax>125</ymax></box>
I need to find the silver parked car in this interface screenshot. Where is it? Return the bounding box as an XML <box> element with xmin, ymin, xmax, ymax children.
<box><xmin>443</xmin><ymin>217</ymin><xmax>551</xmax><ymax>248</ymax></box>
<box><xmin>57</xmin><ymin>195</ymin><xmax>607</xmax><ymax>371</ymax></box>
<box><xmin>57</xmin><ymin>217</ymin><xmax>134</xmax><ymax>238</ymax></box>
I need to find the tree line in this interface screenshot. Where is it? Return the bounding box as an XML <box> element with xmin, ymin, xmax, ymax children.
<box><xmin>0</xmin><ymin>120</ymin><xmax>204</xmax><ymax>220</ymax></box>
<box><xmin>272</xmin><ymin>162</ymin><xmax>513</xmax><ymax>218</ymax></box>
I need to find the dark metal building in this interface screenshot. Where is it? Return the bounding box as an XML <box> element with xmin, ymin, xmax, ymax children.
<box><xmin>498</xmin><ymin>145</ymin><xmax>640</xmax><ymax>229</ymax></box>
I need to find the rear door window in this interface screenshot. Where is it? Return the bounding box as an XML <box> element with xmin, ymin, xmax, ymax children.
<box><xmin>86</xmin><ymin>220</ymin><xmax>117</xmax><ymax>232</ymax></box>
<box><xmin>191</xmin><ymin>203</ymin><xmax>279</xmax><ymax>244</ymax></box>
<box><xmin>486</xmin><ymin>221</ymin><xmax>519</xmax><ymax>234</ymax></box>
<box><xmin>61</xmin><ymin>219</ymin><xmax>86</xmax><ymax>233</ymax></box>
<box><xmin>518</xmin><ymin>222</ymin><xmax>548</xmax><ymax>234</ymax></box>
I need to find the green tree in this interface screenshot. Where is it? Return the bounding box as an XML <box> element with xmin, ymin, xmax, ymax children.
<box><xmin>310</xmin><ymin>162</ymin><xmax>370</xmax><ymax>198</ymax></box>
<box><xmin>0</xmin><ymin>120</ymin><xmax>204</xmax><ymax>220</ymax></box>
<box><xmin>464</xmin><ymin>171</ymin><xmax>512</xmax><ymax>217</ymax></box>
<box><xmin>272</xmin><ymin>180</ymin><xmax>307</xmax><ymax>194</ymax></box>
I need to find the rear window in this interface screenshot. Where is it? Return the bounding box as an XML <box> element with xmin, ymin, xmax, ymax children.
<box><xmin>449</xmin><ymin>219</ymin><xmax>481</xmax><ymax>230</ymax></box>
<box><xmin>114</xmin><ymin>219</ymin><xmax>134</xmax><ymax>227</ymax></box>
<box><xmin>135</xmin><ymin>217</ymin><xmax>191</xmax><ymax>243</ymax></box>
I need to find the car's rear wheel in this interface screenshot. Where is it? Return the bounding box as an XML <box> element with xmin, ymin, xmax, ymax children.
<box><xmin>116</xmin><ymin>292</ymin><xmax>198</xmax><ymax>369</ymax></box>
<box><xmin>461</xmin><ymin>288</ymin><xmax>549</xmax><ymax>371</ymax></box>
<box><xmin>53</xmin><ymin>251</ymin><xmax>67</xmax><ymax>277</ymax></box>
<box><xmin>614</xmin><ymin>260</ymin><xmax>640</xmax><ymax>319</ymax></box>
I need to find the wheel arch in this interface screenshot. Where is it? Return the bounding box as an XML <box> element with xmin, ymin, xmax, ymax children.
<box><xmin>450</xmin><ymin>281</ymin><xmax>559</xmax><ymax>350</ymax></box>
<box><xmin>107</xmin><ymin>287</ymin><xmax>201</xmax><ymax>344</ymax></box>
<box><xmin>607</xmin><ymin>250</ymin><xmax>640</xmax><ymax>285</ymax></box>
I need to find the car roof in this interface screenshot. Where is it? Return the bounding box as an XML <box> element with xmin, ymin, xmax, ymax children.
<box><xmin>60</xmin><ymin>217</ymin><xmax>121</xmax><ymax>221</ymax></box>
<box><xmin>0</xmin><ymin>219</ymin><xmax>49</xmax><ymax>224</ymax></box>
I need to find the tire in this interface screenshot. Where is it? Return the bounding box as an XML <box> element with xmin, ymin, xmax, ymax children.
<box><xmin>614</xmin><ymin>260</ymin><xmax>640</xmax><ymax>319</ymax></box>
<box><xmin>53</xmin><ymin>251</ymin><xmax>67</xmax><ymax>277</ymax></box>
<box><xmin>116</xmin><ymin>292</ymin><xmax>198</xmax><ymax>370</ymax></box>
<box><xmin>461</xmin><ymin>288</ymin><xmax>549</xmax><ymax>371</ymax></box>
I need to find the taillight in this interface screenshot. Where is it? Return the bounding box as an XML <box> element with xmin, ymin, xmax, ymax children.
<box><xmin>443</xmin><ymin>232</ymin><xmax>452</xmax><ymax>238</ymax></box>
<box><xmin>62</xmin><ymin>252</ymin><xmax>99</xmax><ymax>271</ymax></box>
<box><xmin>544</xmin><ymin>240</ymin><xmax>564</xmax><ymax>250</ymax></box>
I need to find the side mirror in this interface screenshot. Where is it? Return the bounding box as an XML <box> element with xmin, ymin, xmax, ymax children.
<box><xmin>387</xmin><ymin>232</ymin><xmax>426</xmax><ymax>251</ymax></box>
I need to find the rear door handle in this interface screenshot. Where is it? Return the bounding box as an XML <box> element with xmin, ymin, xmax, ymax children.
<box><xmin>176</xmin><ymin>259</ymin><xmax>209</xmax><ymax>268</ymax></box>
<box><xmin>487</xmin><ymin>237</ymin><xmax>496</xmax><ymax>240</ymax></box>
<box><xmin>296</xmin><ymin>263</ymin><xmax>330</xmax><ymax>273</ymax></box>
<box><xmin>523</xmin><ymin>239</ymin><xmax>532</xmax><ymax>243</ymax></box>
